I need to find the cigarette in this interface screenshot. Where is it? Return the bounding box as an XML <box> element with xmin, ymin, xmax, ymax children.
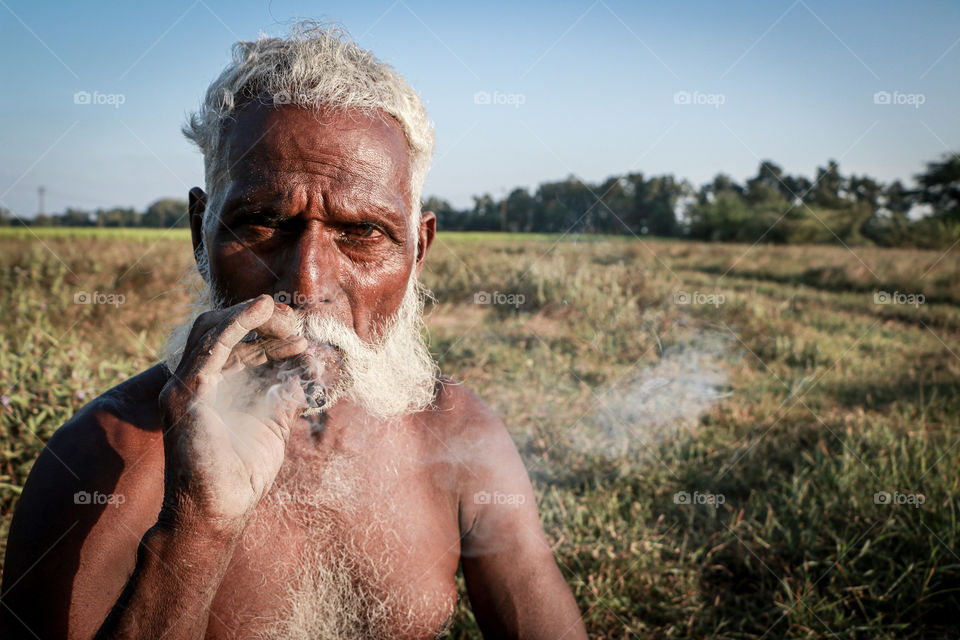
<box><xmin>242</xmin><ymin>332</ymin><xmax>338</xmax><ymax>413</ymax></box>
<box><xmin>302</xmin><ymin>380</ymin><xmax>325</xmax><ymax>409</ymax></box>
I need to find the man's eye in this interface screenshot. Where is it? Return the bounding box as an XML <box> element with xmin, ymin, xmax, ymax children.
<box><xmin>235</xmin><ymin>213</ymin><xmax>293</xmax><ymax>234</ymax></box>
<box><xmin>231</xmin><ymin>212</ymin><xmax>269</xmax><ymax>229</ymax></box>
<box><xmin>255</xmin><ymin>216</ymin><xmax>286</xmax><ymax>229</ymax></box>
<box><xmin>343</xmin><ymin>223</ymin><xmax>381</xmax><ymax>239</ymax></box>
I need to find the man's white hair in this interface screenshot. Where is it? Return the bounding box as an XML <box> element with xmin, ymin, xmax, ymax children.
<box><xmin>182</xmin><ymin>20</ymin><xmax>434</xmax><ymax>225</ymax></box>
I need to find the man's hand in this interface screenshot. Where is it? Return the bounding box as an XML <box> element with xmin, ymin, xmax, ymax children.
<box><xmin>82</xmin><ymin>295</ymin><xmax>339</xmax><ymax>639</ymax></box>
<box><xmin>158</xmin><ymin>294</ymin><xmax>313</xmax><ymax>531</ymax></box>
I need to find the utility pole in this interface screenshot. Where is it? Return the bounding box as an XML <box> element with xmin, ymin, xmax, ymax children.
<box><xmin>500</xmin><ymin>188</ymin><xmax>507</xmax><ymax>232</ymax></box>
<box><xmin>37</xmin><ymin>186</ymin><xmax>45</xmax><ymax>216</ymax></box>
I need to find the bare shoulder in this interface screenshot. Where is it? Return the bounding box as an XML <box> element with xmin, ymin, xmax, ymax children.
<box><xmin>423</xmin><ymin>375</ymin><xmax>521</xmax><ymax>463</ymax></box>
<box><xmin>0</xmin><ymin>365</ymin><xmax>169</xmax><ymax>639</ymax></box>
<box><xmin>421</xmin><ymin>376</ymin><xmax>534</xmax><ymax>531</ymax></box>
<box><xmin>428</xmin><ymin>375</ymin><xmax>506</xmax><ymax>436</ymax></box>
<box><xmin>57</xmin><ymin>363</ymin><xmax>168</xmax><ymax>456</ymax></box>
<box><xmin>4</xmin><ymin>361</ymin><xmax>169</xmax><ymax>529</ymax></box>
<box><xmin>29</xmin><ymin>364</ymin><xmax>170</xmax><ymax>493</ymax></box>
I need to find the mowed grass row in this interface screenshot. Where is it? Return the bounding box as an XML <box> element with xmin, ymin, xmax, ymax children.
<box><xmin>1</xmin><ymin>229</ymin><xmax>959</xmax><ymax>638</ymax></box>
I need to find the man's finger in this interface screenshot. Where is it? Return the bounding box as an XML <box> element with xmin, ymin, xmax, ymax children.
<box><xmin>185</xmin><ymin>295</ymin><xmax>276</xmax><ymax>379</ymax></box>
<box><xmin>252</xmin><ymin>302</ymin><xmax>301</xmax><ymax>341</ymax></box>
<box><xmin>263</xmin><ymin>373</ymin><xmax>308</xmax><ymax>437</ymax></box>
<box><xmin>222</xmin><ymin>335</ymin><xmax>310</xmax><ymax>375</ymax></box>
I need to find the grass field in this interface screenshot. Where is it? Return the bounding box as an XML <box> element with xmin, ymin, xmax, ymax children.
<box><xmin>1</xmin><ymin>227</ymin><xmax>959</xmax><ymax>638</ymax></box>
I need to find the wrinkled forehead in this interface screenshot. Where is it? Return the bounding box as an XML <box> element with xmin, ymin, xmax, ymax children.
<box><xmin>211</xmin><ymin>101</ymin><xmax>413</xmax><ymax>225</ymax></box>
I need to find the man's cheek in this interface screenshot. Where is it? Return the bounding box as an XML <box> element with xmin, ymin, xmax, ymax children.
<box><xmin>212</xmin><ymin>252</ymin><xmax>277</xmax><ymax>303</ymax></box>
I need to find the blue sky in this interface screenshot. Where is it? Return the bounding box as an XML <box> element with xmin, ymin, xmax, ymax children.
<box><xmin>0</xmin><ymin>0</ymin><xmax>958</xmax><ymax>216</ymax></box>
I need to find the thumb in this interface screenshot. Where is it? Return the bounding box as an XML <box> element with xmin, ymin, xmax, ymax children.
<box><xmin>265</xmin><ymin>373</ymin><xmax>309</xmax><ymax>436</ymax></box>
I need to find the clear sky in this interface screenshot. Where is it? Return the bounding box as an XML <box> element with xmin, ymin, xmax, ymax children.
<box><xmin>1</xmin><ymin>0</ymin><xmax>958</xmax><ymax>216</ymax></box>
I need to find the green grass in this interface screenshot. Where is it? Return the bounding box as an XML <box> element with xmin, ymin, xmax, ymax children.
<box><xmin>1</xmin><ymin>230</ymin><xmax>959</xmax><ymax>638</ymax></box>
<box><xmin>0</xmin><ymin>226</ymin><xmax>193</xmax><ymax>241</ymax></box>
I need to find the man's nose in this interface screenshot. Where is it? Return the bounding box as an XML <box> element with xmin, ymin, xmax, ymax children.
<box><xmin>277</xmin><ymin>227</ymin><xmax>339</xmax><ymax>310</ymax></box>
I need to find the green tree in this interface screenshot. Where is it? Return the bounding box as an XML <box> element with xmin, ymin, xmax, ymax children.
<box><xmin>143</xmin><ymin>198</ymin><xmax>188</xmax><ymax>228</ymax></box>
<box><xmin>596</xmin><ymin>174</ymin><xmax>638</xmax><ymax>234</ymax></box>
<box><xmin>96</xmin><ymin>207</ymin><xmax>139</xmax><ymax>227</ymax></box>
<box><xmin>504</xmin><ymin>188</ymin><xmax>536</xmax><ymax>232</ymax></box>
<box><xmin>745</xmin><ymin>160</ymin><xmax>789</xmax><ymax>203</ymax></box>
<box><xmin>884</xmin><ymin>180</ymin><xmax>914</xmax><ymax>215</ymax></box>
<box><xmin>916</xmin><ymin>154</ymin><xmax>960</xmax><ymax>222</ymax></box>
<box><xmin>698</xmin><ymin>174</ymin><xmax>743</xmax><ymax>203</ymax></box>
<box><xmin>468</xmin><ymin>193</ymin><xmax>500</xmax><ymax>230</ymax></box>
<box><xmin>635</xmin><ymin>175</ymin><xmax>685</xmax><ymax>236</ymax></box>
<box><xmin>812</xmin><ymin>160</ymin><xmax>845</xmax><ymax>209</ymax></box>
<box><xmin>848</xmin><ymin>174</ymin><xmax>882</xmax><ymax>208</ymax></box>
<box><xmin>687</xmin><ymin>191</ymin><xmax>752</xmax><ymax>241</ymax></box>
<box><xmin>535</xmin><ymin>176</ymin><xmax>595</xmax><ymax>232</ymax></box>
<box><xmin>61</xmin><ymin>208</ymin><xmax>94</xmax><ymax>226</ymax></box>
<box><xmin>422</xmin><ymin>196</ymin><xmax>466</xmax><ymax>231</ymax></box>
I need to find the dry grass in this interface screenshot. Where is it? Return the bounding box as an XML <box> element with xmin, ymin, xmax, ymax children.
<box><xmin>1</xmin><ymin>228</ymin><xmax>959</xmax><ymax>638</ymax></box>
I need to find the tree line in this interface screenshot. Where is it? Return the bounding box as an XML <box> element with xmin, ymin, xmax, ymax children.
<box><xmin>3</xmin><ymin>155</ymin><xmax>958</xmax><ymax>248</ymax></box>
<box><xmin>427</xmin><ymin>154</ymin><xmax>959</xmax><ymax>248</ymax></box>
<box><xmin>0</xmin><ymin>198</ymin><xmax>189</xmax><ymax>229</ymax></box>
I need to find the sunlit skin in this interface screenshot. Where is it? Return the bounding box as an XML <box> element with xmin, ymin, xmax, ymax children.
<box><xmin>0</xmin><ymin>103</ymin><xmax>588</xmax><ymax>639</ymax></box>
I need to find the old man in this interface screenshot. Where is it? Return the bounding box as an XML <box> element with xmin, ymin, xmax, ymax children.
<box><xmin>0</xmin><ymin>21</ymin><xmax>587</xmax><ymax>640</ymax></box>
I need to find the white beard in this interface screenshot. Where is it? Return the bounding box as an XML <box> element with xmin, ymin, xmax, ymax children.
<box><xmin>160</xmin><ymin>252</ymin><xmax>438</xmax><ymax>420</ymax></box>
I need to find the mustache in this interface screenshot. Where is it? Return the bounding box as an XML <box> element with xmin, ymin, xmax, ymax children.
<box><xmin>162</xmin><ymin>261</ymin><xmax>438</xmax><ymax>419</ymax></box>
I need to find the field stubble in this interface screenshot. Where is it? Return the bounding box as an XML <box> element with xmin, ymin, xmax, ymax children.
<box><xmin>1</xmin><ymin>228</ymin><xmax>959</xmax><ymax>638</ymax></box>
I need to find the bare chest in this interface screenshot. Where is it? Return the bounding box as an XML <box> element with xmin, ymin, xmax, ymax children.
<box><xmin>204</xmin><ymin>437</ymin><xmax>462</xmax><ymax>639</ymax></box>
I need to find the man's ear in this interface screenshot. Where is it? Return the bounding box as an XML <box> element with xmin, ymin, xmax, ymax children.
<box><xmin>188</xmin><ymin>187</ymin><xmax>207</xmax><ymax>274</ymax></box>
<box><xmin>415</xmin><ymin>210</ymin><xmax>436</xmax><ymax>278</ymax></box>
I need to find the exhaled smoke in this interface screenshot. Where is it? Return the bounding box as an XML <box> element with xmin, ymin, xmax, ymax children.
<box><xmin>586</xmin><ymin>330</ymin><xmax>734</xmax><ymax>459</ymax></box>
<box><xmin>160</xmin><ymin>252</ymin><xmax>438</xmax><ymax>420</ymax></box>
